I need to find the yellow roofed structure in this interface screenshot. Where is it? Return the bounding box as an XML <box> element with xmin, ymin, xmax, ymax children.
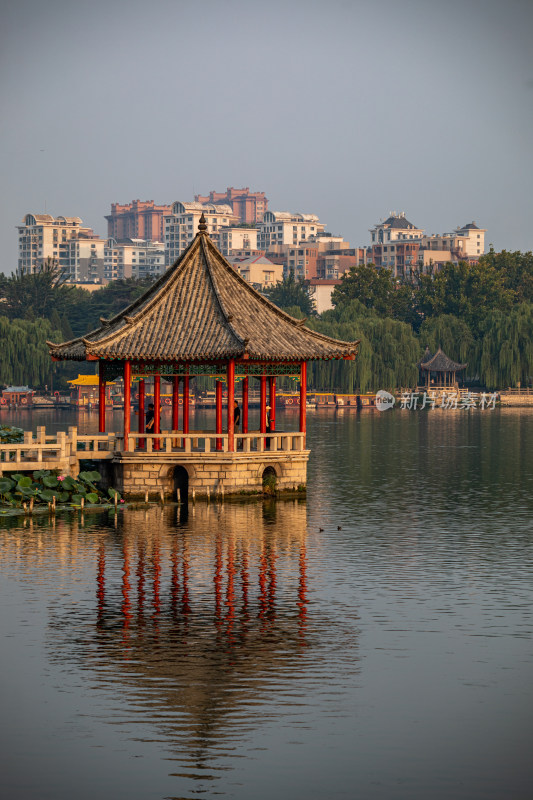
<box><xmin>68</xmin><ymin>374</ymin><xmax>115</xmax><ymax>387</ymax></box>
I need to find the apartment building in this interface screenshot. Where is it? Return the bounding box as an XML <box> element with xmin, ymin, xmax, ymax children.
<box><xmin>420</xmin><ymin>222</ymin><xmax>486</xmax><ymax>260</ymax></box>
<box><xmin>164</xmin><ymin>201</ymin><xmax>238</xmax><ymax>267</ymax></box>
<box><xmin>308</xmin><ymin>279</ymin><xmax>342</xmax><ymax>314</ymax></box>
<box><xmin>105</xmin><ymin>200</ymin><xmax>171</xmax><ymax>243</ymax></box>
<box><xmin>258</xmin><ymin>211</ymin><xmax>325</xmax><ymax>251</ymax></box>
<box><xmin>17</xmin><ymin>213</ymin><xmax>106</xmax><ymax>282</ymax></box>
<box><xmin>229</xmin><ymin>255</ymin><xmax>282</xmax><ymax>290</ymax></box>
<box><xmin>195</xmin><ymin>187</ymin><xmax>267</xmax><ymax>224</ymax></box>
<box><xmin>219</xmin><ymin>226</ymin><xmax>258</xmax><ymax>256</ymax></box>
<box><xmin>104</xmin><ymin>238</ymin><xmax>165</xmax><ymax>281</ymax></box>
<box><xmin>318</xmin><ymin>248</ymin><xmax>370</xmax><ymax>279</ymax></box>
<box><xmin>370</xmin><ymin>213</ymin><xmax>424</xmax><ymax>246</ymax></box>
<box><xmin>286</xmin><ymin>246</ymin><xmax>319</xmax><ymax>280</ymax></box>
<box><xmin>370</xmin><ymin>213</ymin><xmax>487</xmax><ymax>277</ymax></box>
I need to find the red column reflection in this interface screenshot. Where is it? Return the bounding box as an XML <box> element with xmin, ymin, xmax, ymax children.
<box><xmin>97</xmin><ymin>540</ymin><xmax>105</xmax><ymax>627</ymax></box>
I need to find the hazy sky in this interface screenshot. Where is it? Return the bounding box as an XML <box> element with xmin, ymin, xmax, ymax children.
<box><xmin>1</xmin><ymin>0</ymin><xmax>532</xmax><ymax>273</ymax></box>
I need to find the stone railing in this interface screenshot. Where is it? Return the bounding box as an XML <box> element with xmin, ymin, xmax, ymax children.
<box><xmin>0</xmin><ymin>427</ymin><xmax>117</xmax><ymax>472</ymax></box>
<box><xmin>118</xmin><ymin>431</ymin><xmax>306</xmax><ymax>455</ymax></box>
<box><xmin>0</xmin><ymin>427</ymin><xmax>306</xmax><ymax>472</ymax></box>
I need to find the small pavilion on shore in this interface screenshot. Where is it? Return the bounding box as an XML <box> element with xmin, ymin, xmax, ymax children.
<box><xmin>418</xmin><ymin>346</ymin><xmax>467</xmax><ymax>388</ymax></box>
<box><xmin>48</xmin><ymin>215</ymin><xmax>359</xmax><ymax>498</ymax></box>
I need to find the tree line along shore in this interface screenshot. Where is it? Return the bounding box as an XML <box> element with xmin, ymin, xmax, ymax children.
<box><xmin>1</xmin><ymin>249</ymin><xmax>532</xmax><ymax>393</ymax></box>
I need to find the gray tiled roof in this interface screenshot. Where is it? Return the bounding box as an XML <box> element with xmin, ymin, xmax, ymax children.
<box><xmin>383</xmin><ymin>215</ymin><xmax>417</xmax><ymax>229</ymax></box>
<box><xmin>418</xmin><ymin>348</ymin><xmax>467</xmax><ymax>372</ymax></box>
<box><xmin>48</xmin><ymin>229</ymin><xmax>359</xmax><ymax>362</ymax></box>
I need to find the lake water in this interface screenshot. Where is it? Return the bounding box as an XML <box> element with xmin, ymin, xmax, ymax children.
<box><xmin>1</xmin><ymin>407</ymin><xmax>532</xmax><ymax>799</ymax></box>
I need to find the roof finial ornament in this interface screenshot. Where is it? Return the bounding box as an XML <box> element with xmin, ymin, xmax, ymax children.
<box><xmin>198</xmin><ymin>212</ymin><xmax>207</xmax><ymax>233</ymax></box>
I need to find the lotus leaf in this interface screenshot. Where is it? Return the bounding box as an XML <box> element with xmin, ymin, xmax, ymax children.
<box><xmin>108</xmin><ymin>487</ymin><xmax>120</xmax><ymax>498</ymax></box>
<box><xmin>32</xmin><ymin>470</ymin><xmax>50</xmax><ymax>479</ymax></box>
<box><xmin>17</xmin><ymin>476</ymin><xmax>33</xmax><ymax>489</ymax></box>
<box><xmin>17</xmin><ymin>486</ymin><xmax>37</xmax><ymax>497</ymax></box>
<box><xmin>42</xmin><ymin>475</ymin><xmax>59</xmax><ymax>488</ymax></box>
<box><xmin>60</xmin><ymin>476</ymin><xmax>77</xmax><ymax>490</ymax></box>
<box><xmin>71</xmin><ymin>494</ymin><xmax>84</xmax><ymax>504</ymax></box>
<box><xmin>86</xmin><ymin>492</ymin><xmax>99</xmax><ymax>504</ymax></box>
<box><xmin>78</xmin><ymin>471</ymin><xmax>98</xmax><ymax>483</ymax></box>
<box><xmin>0</xmin><ymin>478</ymin><xmax>15</xmax><ymax>493</ymax></box>
<box><xmin>39</xmin><ymin>489</ymin><xmax>54</xmax><ymax>502</ymax></box>
<box><xmin>58</xmin><ymin>491</ymin><xmax>70</xmax><ymax>503</ymax></box>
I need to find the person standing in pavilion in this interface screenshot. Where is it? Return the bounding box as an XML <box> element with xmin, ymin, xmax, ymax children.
<box><xmin>145</xmin><ymin>403</ymin><xmax>155</xmax><ymax>432</ymax></box>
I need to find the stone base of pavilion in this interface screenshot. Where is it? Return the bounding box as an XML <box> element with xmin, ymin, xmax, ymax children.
<box><xmin>113</xmin><ymin>450</ymin><xmax>309</xmax><ymax>499</ymax></box>
<box><xmin>113</xmin><ymin>449</ymin><xmax>309</xmax><ymax>500</ymax></box>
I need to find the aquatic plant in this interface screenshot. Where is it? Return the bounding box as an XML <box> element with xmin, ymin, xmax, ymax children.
<box><xmin>0</xmin><ymin>469</ymin><xmax>121</xmax><ymax>509</ymax></box>
<box><xmin>0</xmin><ymin>426</ymin><xmax>24</xmax><ymax>444</ymax></box>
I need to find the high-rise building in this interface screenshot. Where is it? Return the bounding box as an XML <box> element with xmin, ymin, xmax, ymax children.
<box><xmin>195</xmin><ymin>187</ymin><xmax>267</xmax><ymax>223</ymax></box>
<box><xmin>104</xmin><ymin>238</ymin><xmax>165</xmax><ymax>281</ymax></box>
<box><xmin>219</xmin><ymin>226</ymin><xmax>258</xmax><ymax>256</ymax></box>
<box><xmin>369</xmin><ymin>213</ymin><xmax>487</xmax><ymax>277</ymax></box>
<box><xmin>258</xmin><ymin>211</ymin><xmax>325</xmax><ymax>251</ymax></box>
<box><xmin>17</xmin><ymin>213</ymin><xmax>106</xmax><ymax>283</ymax></box>
<box><xmin>164</xmin><ymin>201</ymin><xmax>239</xmax><ymax>267</ymax></box>
<box><xmin>105</xmin><ymin>200</ymin><xmax>172</xmax><ymax>242</ymax></box>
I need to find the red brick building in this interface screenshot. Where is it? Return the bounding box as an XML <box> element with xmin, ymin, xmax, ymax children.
<box><xmin>194</xmin><ymin>187</ymin><xmax>268</xmax><ymax>224</ymax></box>
<box><xmin>105</xmin><ymin>200</ymin><xmax>171</xmax><ymax>242</ymax></box>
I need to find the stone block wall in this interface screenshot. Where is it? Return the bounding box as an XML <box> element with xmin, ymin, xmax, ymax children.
<box><xmin>113</xmin><ymin>451</ymin><xmax>309</xmax><ymax>499</ymax></box>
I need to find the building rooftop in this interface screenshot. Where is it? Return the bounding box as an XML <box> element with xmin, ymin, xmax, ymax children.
<box><xmin>418</xmin><ymin>347</ymin><xmax>467</xmax><ymax>372</ymax></box>
<box><xmin>381</xmin><ymin>214</ymin><xmax>418</xmax><ymax>230</ymax></box>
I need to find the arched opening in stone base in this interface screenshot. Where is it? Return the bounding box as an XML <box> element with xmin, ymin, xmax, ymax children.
<box><xmin>173</xmin><ymin>465</ymin><xmax>189</xmax><ymax>505</ymax></box>
<box><xmin>262</xmin><ymin>466</ymin><xmax>277</xmax><ymax>496</ymax></box>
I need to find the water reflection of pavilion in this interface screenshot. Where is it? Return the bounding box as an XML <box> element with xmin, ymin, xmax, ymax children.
<box><xmin>45</xmin><ymin>502</ymin><xmax>355</xmax><ymax>790</ymax></box>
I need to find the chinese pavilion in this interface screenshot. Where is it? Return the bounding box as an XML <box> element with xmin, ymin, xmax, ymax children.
<box><xmin>418</xmin><ymin>346</ymin><xmax>467</xmax><ymax>388</ymax></box>
<box><xmin>48</xmin><ymin>215</ymin><xmax>359</xmax><ymax>498</ymax></box>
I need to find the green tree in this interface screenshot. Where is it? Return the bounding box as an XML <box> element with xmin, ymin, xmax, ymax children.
<box><xmin>331</xmin><ymin>263</ymin><xmax>418</xmax><ymax>326</ymax></box>
<box><xmin>419</xmin><ymin>314</ymin><xmax>477</xmax><ymax>374</ymax></box>
<box><xmin>479</xmin><ymin>304</ymin><xmax>533</xmax><ymax>388</ymax></box>
<box><xmin>417</xmin><ymin>261</ymin><xmax>513</xmax><ymax>335</ymax></box>
<box><xmin>263</xmin><ymin>272</ymin><xmax>315</xmax><ymax>316</ymax></box>
<box><xmin>0</xmin><ymin>317</ymin><xmax>66</xmax><ymax>387</ymax></box>
<box><xmin>479</xmin><ymin>248</ymin><xmax>533</xmax><ymax>303</ymax></box>
<box><xmin>308</xmin><ymin>300</ymin><xmax>419</xmax><ymax>392</ymax></box>
<box><xmin>0</xmin><ymin>260</ymin><xmax>89</xmax><ymax>323</ymax></box>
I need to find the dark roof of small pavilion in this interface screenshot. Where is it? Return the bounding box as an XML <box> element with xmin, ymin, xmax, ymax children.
<box><xmin>418</xmin><ymin>347</ymin><xmax>467</xmax><ymax>372</ymax></box>
<box><xmin>48</xmin><ymin>219</ymin><xmax>359</xmax><ymax>362</ymax></box>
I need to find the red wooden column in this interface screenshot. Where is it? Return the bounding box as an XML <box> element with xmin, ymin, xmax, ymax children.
<box><xmin>216</xmin><ymin>380</ymin><xmax>223</xmax><ymax>451</ymax></box>
<box><xmin>260</xmin><ymin>375</ymin><xmax>267</xmax><ymax>433</ymax></box>
<box><xmin>183</xmin><ymin>375</ymin><xmax>190</xmax><ymax>434</ymax></box>
<box><xmin>172</xmin><ymin>375</ymin><xmax>179</xmax><ymax>432</ymax></box>
<box><xmin>227</xmin><ymin>359</ymin><xmax>235</xmax><ymax>451</ymax></box>
<box><xmin>299</xmin><ymin>361</ymin><xmax>307</xmax><ymax>436</ymax></box>
<box><xmin>123</xmin><ymin>360</ymin><xmax>131</xmax><ymax>447</ymax></box>
<box><xmin>269</xmin><ymin>376</ymin><xmax>276</xmax><ymax>432</ymax></box>
<box><xmin>154</xmin><ymin>374</ymin><xmax>161</xmax><ymax>451</ymax></box>
<box><xmin>242</xmin><ymin>377</ymin><xmax>249</xmax><ymax>434</ymax></box>
<box><xmin>98</xmin><ymin>362</ymin><xmax>106</xmax><ymax>433</ymax></box>
<box><xmin>138</xmin><ymin>378</ymin><xmax>145</xmax><ymax>449</ymax></box>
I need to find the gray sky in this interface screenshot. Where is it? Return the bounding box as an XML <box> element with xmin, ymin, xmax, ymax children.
<box><xmin>1</xmin><ymin>0</ymin><xmax>532</xmax><ymax>274</ymax></box>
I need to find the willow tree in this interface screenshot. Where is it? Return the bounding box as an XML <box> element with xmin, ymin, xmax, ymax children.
<box><xmin>480</xmin><ymin>304</ymin><xmax>533</xmax><ymax>388</ymax></box>
<box><xmin>308</xmin><ymin>301</ymin><xmax>419</xmax><ymax>391</ymax></box>
<box><xmin>419</xmin><ymin>314</ymin><xmax>478</xmax><ymax>377</ymax></box>
<box><xmin>0</xmin><ymin>317</ymin><xmax>64</xmax><ymax>387</ymax></box>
